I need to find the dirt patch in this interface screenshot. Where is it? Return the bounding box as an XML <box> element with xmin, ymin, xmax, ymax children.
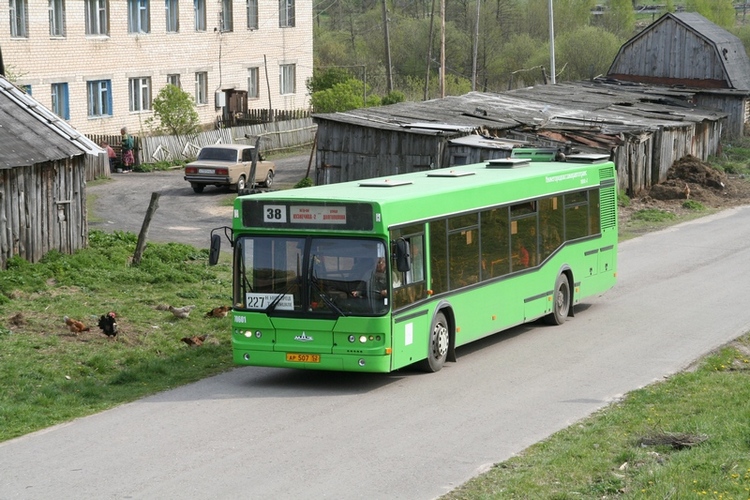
<box><xmin>619</xmin><ymin>155</ymin><xmax>750</xmax><ymax>227</ymax></box>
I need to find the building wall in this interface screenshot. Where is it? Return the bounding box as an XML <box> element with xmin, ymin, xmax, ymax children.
<box><xmin>1</xmin><ymin>0</ymin><xmax>312</xmax><ymax>136</ymax></box>
<box><xmin>0</xmin><ymin>158</ymin><xmax>88</xmax><ymax>269</ymax></box>
<box><xmin>609</xmin><ymin>17</ymin><xmax>728</xmax><ymax>87</ymax></box>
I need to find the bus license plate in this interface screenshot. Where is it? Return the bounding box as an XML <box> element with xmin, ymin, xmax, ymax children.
<box><xmin>286</xmin><ymin>353</ymin><xmax>321</xmax><ymax>363</ymax></box>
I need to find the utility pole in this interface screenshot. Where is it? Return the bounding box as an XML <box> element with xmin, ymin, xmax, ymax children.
<box><xmin>440</xmin><ymin>0</ymin><xmax>445</xmax><ymax>98</ymax></box>
<box><xmin>548</xmin><ymin>0</ymin><xmax>556</xmax><ymax>84</ymax></box>
<box><xmin>424</xmin><ymin>0</ymin><xmax>436</xmax><ymax>101</ymax></box>
<box><xmin>382</xmin><ymin>0</ymin><xmax>393</xmax><ymax>93</ymax></box>
<box><xmin>472</xmin><ymin>0</ymin><xmax>480</xmax><ymax>91</ymax></box>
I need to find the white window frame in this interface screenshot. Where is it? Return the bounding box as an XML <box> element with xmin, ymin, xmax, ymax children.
<box><xmin>87</xmin><ymin>80</ymin><xmax>112</xmax><ymax>117</ymax></box>
<box><xmin>10</xmin><ymin>0</ymin><xmax>29</xmax><ymax>38</ymax></box>
<box><xmin>194</xmin><ymin>0</ymin><xmax>206</xmax><ymax>31</ymax></box>
<box><xmin>129</xmin><ymin>77</ymin><xmax>152</xmax><ymax>112</ymax></box>
<box><xmin>246</xmin><ymin>0</ymin><xmax>257</xmax><ymax>30</ymax></box>
<box><xmin>49</xmin><ymin>0</ymin><xmax>66</xmax><ymax>37</ymax></box>
<box><xmin>280</xmin><ymin>64</ymin><xmax>295</xmax><ymax>95</ymax></box>
<box><xmin>128</xmin><ymin>0</ymin><xmax>150</xmax><ymax>34</ymax></box>
<box><xmin>248</xmin><ymin>67</ymin><xmax>259</xmax><ymax>99</ymax></box>
<box><xmin>165</xmin><ymin>0</ymin><xmax>179</xmax><ymax>32</ymax></box>
<box><xmin>167</xmin><ymin>74</ymin><xmax>181</xmax><ymax>88</ymax></box>
<box><xmin>51</xmin><ymin>82</ymin><xmax>70</xmax><ymax>120</ymax></box>
<box><xmin>195</xmin><ymin>72</ymin><xmax>208</xmax><ymax>105</ymax></box>
<box><xmin>85</xmin><ymin>0</ymin><xmax>108</xmax><ymax>36</ymax></box>
<box><xmin>279</xmin><ymin>0</ymin><xmax>294</xmax><ymax>27</ymax></box>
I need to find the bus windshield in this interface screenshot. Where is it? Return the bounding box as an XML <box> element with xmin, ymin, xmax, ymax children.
<box><xmin>234</xmin><ymin>236</ymin><xmax>390</xmax><ymax>317</ymax></box>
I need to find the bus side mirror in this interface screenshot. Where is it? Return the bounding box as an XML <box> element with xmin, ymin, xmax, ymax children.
<box><xmin>209</xmin><ymin>234</ymin><xmax>221</xmax><ymax>266</ymax></box>
<box><xmin>395</xmin><ymin>238</ymin><xmax>411</xmax><ymax>272</ymax></box>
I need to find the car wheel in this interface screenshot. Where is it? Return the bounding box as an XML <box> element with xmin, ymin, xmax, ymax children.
<box><xmin>263</xmin><ymin>170</ymin><xmax>274</xmax><ymax>188</ymax></box>
<box><xmin>236</xmin><ymin>175</ymin><xmax>247</xmax><ymax>193</ymax></box>
<box><xmin>191</xmin><ymin>183</ymin><xmax>205</xmax><ymax>194</ymax></box>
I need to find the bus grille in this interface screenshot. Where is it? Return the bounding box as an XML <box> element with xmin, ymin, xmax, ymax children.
<box><xmin>600</xmin><ymin>186</ymin><xmax>617</xmax><ymax>229</ymax></box>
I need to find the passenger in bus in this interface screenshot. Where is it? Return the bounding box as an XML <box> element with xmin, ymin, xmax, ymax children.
<box><xmin>515</xmin><ymin>240</ymin><xmax>530</xmax><ymax>268</ymax></box>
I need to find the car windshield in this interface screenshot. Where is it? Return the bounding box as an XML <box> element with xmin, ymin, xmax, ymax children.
<box><xmin>233</xmin><ymin>236</ymin><xmax>390</xmax><ymax>317</ymax></box>
<box><xmin>197</xmin><ymin>147</ymin><xmax>239</xmax><ymax>162</ymax></box>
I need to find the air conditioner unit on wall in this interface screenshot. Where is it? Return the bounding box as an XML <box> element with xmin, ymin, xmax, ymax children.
<box><xmin>215</xmin><ymin>91</ymin><xmax>226</xmax><ymax>109</ymax></box>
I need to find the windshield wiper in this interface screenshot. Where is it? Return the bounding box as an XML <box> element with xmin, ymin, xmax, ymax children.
<box><xmin>310</xmin><ymin>275</ymin><xmax>345</xmax><ymax>317</ymax></box>
<box><xmin>265</xmin><ymin>278</ymin><xmax>300</xmax><ymax>314</ymax></box>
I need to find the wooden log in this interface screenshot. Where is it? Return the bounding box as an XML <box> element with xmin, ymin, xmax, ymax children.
<box><xmin>132</xmin><ymin>192</ymin><xmax>160</xmax><ymax>266</ymax></box>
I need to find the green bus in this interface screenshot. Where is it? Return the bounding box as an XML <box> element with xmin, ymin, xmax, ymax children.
<box><xmin>209</xmin><ymin>153</ymin><xmax>618</xmax><ymax>372</ymax></box>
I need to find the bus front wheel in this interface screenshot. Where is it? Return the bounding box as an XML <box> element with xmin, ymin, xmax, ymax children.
<box><xmin>421</xmin><ymin>311</ymin><xmax>449</xmax><ymax>372</ymax></box>
<box><xmin>546</xmin><ymin>274</ymin><xmax>570</xmax><ymax>325</ymax></box>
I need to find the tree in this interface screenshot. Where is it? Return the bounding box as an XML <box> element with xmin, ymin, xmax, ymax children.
<box><xmin>311</xmin><ymin>79</ymin><xmax>368</xmax><ymax>112</ymax></box>
<box><xmin>602</xmin><ymin>0</ymin><xmax>636</xmax><ymax>39</ymax></box>
<box><xmin>556</xmin><ymin>26</ymin><xmax>622</xmax><ymax>81</ymax></box>
<box><xmin>146</xmin><ymin>85</ymin><xmax>199</xmax><ymax>136</ymax></box>
<box><xmin>686</xmin><ymin>0</ymin><xmax>735</xmax><ymax>29</ymax></box>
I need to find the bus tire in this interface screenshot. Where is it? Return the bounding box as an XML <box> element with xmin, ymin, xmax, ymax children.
<box><xmin>546</xmin><ymin>273</ymin><xmax>570</xmax><ymax>325</ymax></box>
<box><xmin>421</xmin><ymin>311</ymin><xmax>450</xmax><ymax>372</ymax></box>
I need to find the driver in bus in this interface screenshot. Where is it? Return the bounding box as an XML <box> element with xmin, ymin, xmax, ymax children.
<box><xmin>351</xmin><ymin>257</ymin><xmax>388</xmax><ymax>299</ymax></box>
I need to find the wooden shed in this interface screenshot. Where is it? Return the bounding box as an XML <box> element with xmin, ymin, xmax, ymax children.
<box><xmin>608</xmin><ymin>12</ymin><xmax>750</xmax><ymax>138</ymax></box>
<box><xmin>313</xmin><ymin>80</ymin><xmax>725</xmax><ymax>196</ymax></box>
<box><xmin>0</xmin><ymin>76</ymin><xmax>102</xmax><ymax>269</ymax></box>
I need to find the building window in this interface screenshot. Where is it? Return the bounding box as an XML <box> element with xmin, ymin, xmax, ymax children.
<box><xmin>85</xmin><ymin>0</ymin><xmax>108</xmax><ymax>35</ymax></box>
<box><xmin>195</xmin><ymin>72</ymin><xmax>208</xmax><ymax>105</ymax></box>
<box><xmin>49</xmin><ymin>0</ymin><xmax>66</xmax><ymax>37</ymax></box>
<box><xmin>279</xmin><ymin>0</ymin><xmax>294</xmax><ymax>27</ymax></box>
<box><xmin>220</xmin><ymin>0</ymin><xmax>233</xmax><ymax>31</ymax></box>
<box><xmin>87</xmin><ymin>80</ymin><xmax>112</xmax><ymax>117</ymax></box>
<box><xmin>280</xmin><ymin>64</ymin><xmax>295</xmax><ymax>95</ymax></box>
<box><xmin>128</xmin><ymin>0</ymin><xmax>150</xmax><ymax>33</ymax></box>
<box><xmin>51</xmin><ymin>83</ymin><xmax>70</xmax><ymax>120</ymax></box>
<box><xmin>129</xmin><ymin>77</ymin><xmax>151</xmax><ymax>112</ymax></box>
<box><xmin>246</xmin><ymin>0</ymin><xmax>257</xmax><ymax>29</ymax></box>
<box><xmin>194</xmin><ymin>0</ymin><xmax>205</xmax><ymax>31</ymax></box>
<box><xmin>167</xmin><ymin>74</ymin><xmax>181</xmax><ymax>88</ymax></box>
<box><xmin>10</xmin><ymin>0</ymin><xmax>29</xmax><ymax>37</ymax></box>
<box><xmin>165</xmin><ymin>0</ymin><xmax>178</xmax><ymax>32</ymax></box>
<box><xmin>248</xmin><ymin>67</ymin><xmax>259</xmax><ymax>99</ymax></box>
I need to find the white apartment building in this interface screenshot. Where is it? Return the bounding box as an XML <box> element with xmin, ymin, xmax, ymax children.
<box><xmin>1</xmin><ymin>0</ymin><xmax>312</xmax><ymax>136</ymax></box>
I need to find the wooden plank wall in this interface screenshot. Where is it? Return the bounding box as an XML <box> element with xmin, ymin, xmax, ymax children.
<box><xmin>0</xmin><ymin>158</ymin><xmax>87</xmax><ymax>269</ymax></box>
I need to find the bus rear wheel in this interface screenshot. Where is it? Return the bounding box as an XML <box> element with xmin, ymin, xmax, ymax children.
<box><xmin>546</xmin><ymin>274</ymin><xmax>570</xmax><ymax>325</ymax></box>
<box><xmin>421</xmin><ymin>311</ymin><xmax>449</xmax><ymax>372</ymax></box>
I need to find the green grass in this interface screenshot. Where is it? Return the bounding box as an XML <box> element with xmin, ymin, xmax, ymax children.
<box><xmin>0</xmin><ymin>230</ymin><xmax>234</xmax><ymax>442</ymax></box>
<box><xmin>441</xmin><ymin>335</ymin><xmax>750</xmax><ymax>499</ymax></box>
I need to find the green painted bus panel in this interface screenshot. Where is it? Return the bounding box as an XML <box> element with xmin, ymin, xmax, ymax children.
<box><xmin>227</xmin><ymin>158</ymin><xmax>618</xmax><ymax>372</ymax></box>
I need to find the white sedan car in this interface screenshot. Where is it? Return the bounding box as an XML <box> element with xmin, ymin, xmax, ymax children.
<box><xmin>184</xmin><ymin>144</ymin><xmax>275</xmax><ymax>194</ymax></box>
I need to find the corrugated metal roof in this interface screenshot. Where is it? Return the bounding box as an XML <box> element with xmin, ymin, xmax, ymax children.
<box><xmin>0</xmin><ymin>76</ymin><xmax>102</xmax><ymax>169</ymax></box>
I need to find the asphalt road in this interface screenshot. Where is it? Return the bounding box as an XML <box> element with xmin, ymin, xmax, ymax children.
<box><xmin>87</xmin><ymin>154</ymin><xmax>313</xmax><ymax>250</ymax></box>
<box><xmin>3</xmin><ymin>187</ymin><xmax>750</xmax><ymax>498</ymax></box>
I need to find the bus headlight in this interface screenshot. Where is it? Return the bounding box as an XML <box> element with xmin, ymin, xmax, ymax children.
<box><xmin>359</xmin><ymin>335</ymin><xmax>367</xmax><ymax>343</ymax></box>
<box><xmin>358</xmin><ymin>359</ymin><xmax>366</xmax><ymax>367</ymax></box>
<box><xmin>348</xmin><ymin>335</ymin><xmax>356</xmax><ymax>343</ymax></box>
<box><xmin>255</xmin><ymin>330</ymin><xmax>262</xmax><ymax>338</ymax></box>
<box><xmin>244</xmin><ymin>331</ymin><xmax>253</xmax><ymax>337</ymax></box>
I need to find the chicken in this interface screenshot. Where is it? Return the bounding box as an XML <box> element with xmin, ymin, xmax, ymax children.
<box><xmin>64</xmin><ymin>316</ymin><xmax>90</xmax><ymax>333</ymax></box>
<box><xmin>97</xmin><ymin>312</ymin><xmax>118</xmax><ymax>339</ymax></box>
<box><xmin>168</xmin><ymin>305</ymin><xmax>195</xmax><ymax>319</ymax></box>
<box><xmin>181</xmin><ymin>335</ymin><xmax>207</xmax><ymax>346</ymax></box>
<box><xmin>205</xmin><ymin>305</ymin><xmax>230</xmax><ymax>318</ymax></box>
<box><xmin>684</xmin><ymin>182</ymin><xmax>691</xmax><ymax>200</ymax></box>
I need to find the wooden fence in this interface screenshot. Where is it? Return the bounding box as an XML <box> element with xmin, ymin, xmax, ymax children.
<box><xmin>138</xmin><ymin>117</ymin><xmax>317</xmax><ymax>165</ymax></box>
<box><xmin>83</xmin><ymin>117</ymin><xmax>316</xmax><ymax>180</ymax></box>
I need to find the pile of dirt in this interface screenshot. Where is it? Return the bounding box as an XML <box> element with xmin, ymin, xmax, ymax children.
<box><xmin>620</xmin><ymin>155</ymin><xmax>750</xmax><ymax>225</ymax></box>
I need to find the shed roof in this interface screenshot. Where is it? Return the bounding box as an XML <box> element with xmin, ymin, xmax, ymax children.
<box><xmin>313</xmin><ymin>80</ymin><xmax>726</xmax><ymax>148</ymax></box>
<box><xmin>0</xmin><ymin>75</ymin><xmax>102</xmax><ymax>169</ymax></box>
<box><xmin>609</xmin><ymin>12</ymin><xmax>750</xmax><ymax>90</ymax></box>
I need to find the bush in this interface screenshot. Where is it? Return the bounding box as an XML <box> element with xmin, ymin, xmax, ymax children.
<box><xmin>682</xmin><ymin>200</ymin><xmax>706</xmax><ymax>211</ymax></box>
<box><xmin>631</xmin><ymin>209</ymin><xmax>676</xmax><ymax>222</ymax></box>
<box><xmin>294</xmin><ymin>177</ymin><xmax>313</xmax><ymax>188</ymax></box>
